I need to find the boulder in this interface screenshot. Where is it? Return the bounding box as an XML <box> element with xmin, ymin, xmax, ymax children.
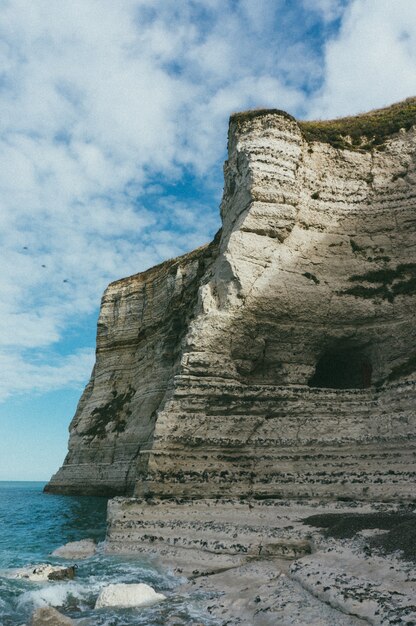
<box><xmin>95</xmin><ymin>582</ymin><xmax>166</xmax><ymax>609</ymax></box>
<box><xmin>31</xmin><ymin>606</ymin><xmax>73</xmax><ymax>625</ymax></box>
<box><xmin>51</xmin><ymin>539</ymin><xmax>96</xmax><ymax>560</ymax></box>
<box><xmin>10</xmin><ymin>563</ymin><xmax>76</xmax><ymax>582</ymax></box>
<box><xmin>47</xmin><ymin>566</ymin><xmax>76</xmax><ymax>581</ymax></box>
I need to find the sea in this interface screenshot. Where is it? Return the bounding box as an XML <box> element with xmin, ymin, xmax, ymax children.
<box><xmin>0</xmin><ymin>482</ymin><xmax>218</xmax><ymax>625</ymax></box>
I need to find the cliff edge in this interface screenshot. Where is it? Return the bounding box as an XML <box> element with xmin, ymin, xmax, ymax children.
<box><xmin>46</xmin><ymin>98</ymin><xmax>416</xmax><ymax>500</ymax></box>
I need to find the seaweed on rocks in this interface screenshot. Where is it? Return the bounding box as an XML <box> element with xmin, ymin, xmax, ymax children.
<box><xmin>302</xmin><ymin>511</ymin><xmax>416</xmax><ymax>562</ymax></box>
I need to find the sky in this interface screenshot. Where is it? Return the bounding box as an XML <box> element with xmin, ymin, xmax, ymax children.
<box><xmin>1</xmin><ymin>0</ymin><xmax>416</xmax><ymax>480</ymax></box>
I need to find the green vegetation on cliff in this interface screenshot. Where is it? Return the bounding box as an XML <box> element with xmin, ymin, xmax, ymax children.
<box><xmin>232</xmin><ymin>98</ymin><xmax>416</xmax><ymax>151</ymax></box>
<box><xmin>300</xmin><ymin>97</ymin><xmax>416</xmax><ymax>150</ymax></box>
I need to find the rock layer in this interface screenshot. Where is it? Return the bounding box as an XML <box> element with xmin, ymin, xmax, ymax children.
<box><xmin>106</xmin><ymin>498</ymin><xmax>416</xmax><ymax>625</ymax></box>
<box><xmin>46</xmin><ymin>242</ymin><xmax>218</xmax><ymax>495</ymax></box>
<box><xmin>46</xmin><ymin>100</ymin><xmax>416</xmax><ymax>500</ymax></box>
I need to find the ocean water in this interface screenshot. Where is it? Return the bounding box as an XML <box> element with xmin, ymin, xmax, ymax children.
<box><xmin>0</xmin><ymin>482</ymin><xmax>217</xmax><ymax>625</ymax></box>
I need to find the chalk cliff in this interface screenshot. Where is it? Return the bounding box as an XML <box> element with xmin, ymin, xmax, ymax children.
<box><xmin>46</xmin><ymin>99</ymin><xmax>416</xmax><ymax>500</ymax></box>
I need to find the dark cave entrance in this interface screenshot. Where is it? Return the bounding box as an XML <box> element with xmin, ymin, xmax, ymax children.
<box><xmin>308</xmin><ymin>348</ymin><xmax>372</xmax><ymax>389</ymax></box>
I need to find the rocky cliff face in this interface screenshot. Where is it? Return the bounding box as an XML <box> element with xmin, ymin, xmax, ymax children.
<box><xmin>46</xmin><ymin>100</ymin><xmax>416</xmax><ymax>500</ymax></box>
<box><xmin>45</xmin><ymin>242</ymin><xmax>218</xmax><ymax>495</ymax></box>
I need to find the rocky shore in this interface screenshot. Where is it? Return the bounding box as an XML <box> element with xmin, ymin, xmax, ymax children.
<box><xmin>106</xmin><ymin>498</ymin><xmax>416</xmax><ymax>625</ymax></box>
<box><xmin>14</xmin><ymin>498</ymin><xmax>416</xmax><ymax>626</ymax></box>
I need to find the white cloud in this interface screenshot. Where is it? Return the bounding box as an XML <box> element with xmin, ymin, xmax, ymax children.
<box><xmin>0</xmin><ymin>348</ymin><xmax>95</xmax><ymax>401</ymax></box>
<box><xmin>308</xmin><ymin>0</ymin><xmax>416</xmax><ymax>118</ymax></box>
<box><xmin>302</xmin><ymin>0</ymin><xmax>347</xmax><ymax>23</ymax></box>
<box><xmin>1</xmin><ymin>0</ymin><xmax>416</xmax><ymax>405</ymax></box>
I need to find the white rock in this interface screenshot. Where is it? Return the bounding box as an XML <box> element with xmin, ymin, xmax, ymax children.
<box><xmin>95</xmin><ymin>583</ymin><xmax>166</xmax><ymax>609</ymax></box>
<box><xmin>51</xmin><ymin>539</ymin><xmax>96</xmax><ymax>559</ymax></box>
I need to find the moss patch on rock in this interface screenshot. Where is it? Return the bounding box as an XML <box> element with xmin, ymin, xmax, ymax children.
<box><xmin>83</xmin><ymin>387</ymin><xmax>135</xmax><ymax>438</ymax></box>
<box><xmin>342</xmin><ymin>263</ymin><xmax>416</xmax><ymax>302</ymax></box>
<box><xmin>303</xmin><ymin>511</ymin><xmax>416</xmax><ymax>562</ymax></box>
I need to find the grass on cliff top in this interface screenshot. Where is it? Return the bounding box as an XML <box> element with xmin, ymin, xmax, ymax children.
<box><xmin>300</xmin><ymin>97</ymin><xmax>416</xmax><ymax>150</ymax></box>
<box><xmin>231</xmin><ymin>108</ymin><xmax>296</xmax><ymax>125</ymax></box>
<box><xmin>109</xmin><ymin>229</ymin><xmax>222</xmax><ymax>288</ymax></box>
<box><xmin>232</xmin><ymin>97</ymin><xmax>416</xmax><ymax>151</ymax></box>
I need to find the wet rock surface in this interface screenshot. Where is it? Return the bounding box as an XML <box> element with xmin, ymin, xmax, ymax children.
<box><xmin>107</xmin><ymin>498</ymin><xmax>416</xmax><ymax>625</ymax></box>
<box><xmin>183</xmin><ymin>560</ymin><xmax>367</xmax><ymax>626</ymax></box>
<box><xmin>7</xmin><ymin>563</ymin><xmax>77</xmax><ymax>582</ymax></box>
<box><xmin>303</xmin><ymin>510</ymin><xmax>416</xmax><ymax>561</ymax></box>
<box><xmin>94</xmin><ymin>582</ymin><xmax>166</xmax><ymax>609</ymax></box>
<box><xmin>31</xmin><ymin>606</ymin><xmax>74</xmax><ymax>625</ymax></box>
<box><xmin>51</xmin><ymin>539</ymin><xmax>96</xmax><ymax>560</ymax></box>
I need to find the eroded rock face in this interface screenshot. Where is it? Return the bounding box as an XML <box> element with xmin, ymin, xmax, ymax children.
<box><xmin>46</xmin><ymin>102</ymin><xmax>416</xmax><ymax>500</ymax></box>
<box><xmin>106</xmin><ymin>498</ymin><xmax>416</xmax><ymax>625</ymax></box>
<box><xmin>45</xmin><ymin>242</ymin><xmax>218</xmax><ymax>495</ymax></box>
<box><xmin>106</xmin><ymin>497</ymin><xmax>316</xmax><ymax>576</ymax></box>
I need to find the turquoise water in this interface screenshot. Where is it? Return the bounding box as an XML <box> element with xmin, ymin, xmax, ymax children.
<box><xmin>0</xmin><ymin>482</ymin><xmax>217</xmax><ymax>625</ymax></box>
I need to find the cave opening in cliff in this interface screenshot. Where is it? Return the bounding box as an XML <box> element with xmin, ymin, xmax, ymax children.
<box><xmin>308</xmin><ymin>348</ymin><xmax>372</xmax><ymax>389</ymax></box>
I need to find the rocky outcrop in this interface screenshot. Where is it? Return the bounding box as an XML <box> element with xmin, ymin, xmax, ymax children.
<box><xmin>106</xmin><ymin>498</ymin><xmax>416</xmax><ymax>625</ymax></box>
<box><xmin>51</xmin><ymin>539</ymin><xmax>96</xmax><ymax>560</ymax></box>
<box><xmin>8</xmin><ymin>564</ymin><xmax>76</xmax><ymax>582</ymax></box>
<box><xmin>105</xmin><ymin>497</ymin><xmax>316</xmax><ymax>575</ymax></box>
<box><xmin>31</xmin><ymin>606</ymin><xmax>74</xmax><ymax>626</ymax></box>
<box><xmin>94</xmin><ymin>583</ymin><xmax>166</xmax><ymax>609</ymax></box>
<box><xmin>46</xmin><ymin>99</ymin><xmax>416</xmax><ymax>500</ymax></box>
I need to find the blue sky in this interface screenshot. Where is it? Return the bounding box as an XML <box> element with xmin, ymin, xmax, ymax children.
<box><xmin>1</xmin><ymin>0</ymin><xmax>416</xmax><ymax>480</ymax></box>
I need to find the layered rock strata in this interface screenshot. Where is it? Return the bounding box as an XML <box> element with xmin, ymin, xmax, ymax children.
<box><xmin>46</xmin><ymin>242</ymin><xmax>218</xmax><ymax>495</ymax></box>
<box><xmin>47</xmin><ymin>100</ymin><xmax>416</xmax><ymax>500</ymax></box>
<box><xmin>106</xmin><ymin>498</ymin><xmax>416</xmax><ymax>625</ymax></box>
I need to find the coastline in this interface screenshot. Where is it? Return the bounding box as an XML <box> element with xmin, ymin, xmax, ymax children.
<box><xmin>105</xmin><ymin>497</ymin><xmax>416</xmax><ymax>625</ymax></box>
<box><xmin>39</xmin><ymin>101</ymin><xmax>416</xmax><ymax>625</ymax></box>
